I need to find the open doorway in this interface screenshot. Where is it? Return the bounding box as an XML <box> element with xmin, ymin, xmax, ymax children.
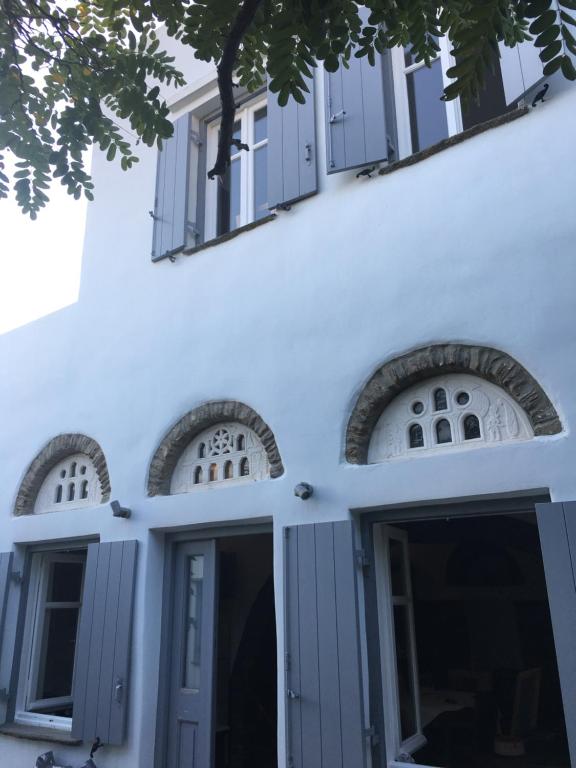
<box><xmin>165</xmin><ymin>532</ymin><xmax>276</xmax><ymax>768</ymax></box>
<box><xmin>374</xmin><ymin>515</ymin><xmax>570</xmax><ymax>768</ymax></box>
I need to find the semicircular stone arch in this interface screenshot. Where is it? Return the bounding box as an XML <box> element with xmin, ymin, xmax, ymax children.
<box><xmin>15</xmin><ymin>434</ymin><xmax>111</xmax><ymax>515</ymax></box>
<box><xmin>346</xmin><ymin>344</ymin><xmax>562</xmax><ymax>465</ymax></box>
<box><xmin>147</xmin><ymin>400</ymin><xmax>284</xmax><ymax>496</ymax></box>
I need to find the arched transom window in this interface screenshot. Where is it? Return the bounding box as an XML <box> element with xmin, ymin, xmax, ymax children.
<box><xmin>170</xmin><ymin>422</ymin><xmax>269</xmax><ymax>493</ymax></box>
<box><xmin>34</xmin><ymin>453</ymin><xmax>103</xmax><ymax>513</ymax></box>
<box><xmin>368</xmin><ymin>374</ymin><xmax>533</xmax><ymax>462</ymax></box>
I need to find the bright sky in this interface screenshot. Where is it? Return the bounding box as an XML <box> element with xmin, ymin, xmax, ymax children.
<box><xmin>0</xmin><ymin>169</ymin><xmax>86</xmax><ymax>336</ymax></box>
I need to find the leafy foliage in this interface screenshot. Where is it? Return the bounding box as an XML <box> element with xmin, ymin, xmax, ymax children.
<box><xmin>1</xmin><ymin>0</ymin><xmax>575</xmax><ymax>216</ymax></box>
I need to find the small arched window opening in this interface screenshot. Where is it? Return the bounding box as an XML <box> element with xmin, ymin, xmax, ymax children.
<box><xmin>54</xmin><ymin>485</ymin><xmax>63</xmax><ymax>504</ymax></box>
<box><xmin>194</xmin><ymin>466</ymin><xmax>203</xmax><ymax>484</ymax></box>
<box><xmin>198</xmin><ymin>443</ymin><xmax>206</xmax><ymax>459</ymax></box>
<box><xmin>80</xmin><ymin>480</ymin><xmax>89</xmax><ymax>499</ymax></box>
<box><xmin>463</xmin><ymin>414</ymin><xmax>481</xmax><ymax>440</ymax></box>
<box><xmin>434</xmin><ymin>388</ymin><xmax>447</xmax><ymax>411</ymax></box>
<box><xmin>68</xmin><ymin>483</ymin><xmax>76</xmax><ymax>501</ymax></box>
<box><xmin>224</xmin><ymin>460</ymin><xmax>234</xmax><ymax>479</ymax></box>
<box><xmin>60</xmin><ymin>469</ymin><xmax>66</xmax><ymax>479</ymax></box>
<box><xmin>209</xmin><ymin>463</ymin><xmax>218</xmax><ymax>482</ymax></box>
<box><xmin>436</xmin><ymin>419</ymin><xmax>452</xmax><ymax>444</ymax></box>
<box><xmin>408</xmin><ymin>424</ymin><xmax>424</xmax><ymax>449</ymax></box>
<box><xmin>80</xmin><ymin>465</ymin><xmax>87</xmax><ymax>475</ymax></box>
<box><xmin>240</xmin><ymin>457</ymin><xmax>250</xmax><ymax>477</ymax></box>
<box><xmin>236</xmin><ymin>434</ymin><xmax>245</xmax><ymax>451</ymax></box>
<box><xmin>70</xmin><ymin>462</ymin><xmax>77</xmax><ymax>478</ymax></box>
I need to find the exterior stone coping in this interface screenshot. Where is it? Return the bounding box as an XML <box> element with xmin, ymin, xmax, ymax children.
<box><xmin>14</xmin><ymin>434</ymin><xmax>111</xmax><ymax>516</ymax></box>
<box><xmin>0</xmin><ymin>722</ymin><xmax>82</xmax><ymax>745</ymax></box>
<box><xmin>346</xmin><ymin>343</ymin><xmax>563</xmax><ymax>465</ymax></box>
<box><xmin>148</xmin><ymin>400</ymin><xmax>284</xmax><ymax>496</ymax></box>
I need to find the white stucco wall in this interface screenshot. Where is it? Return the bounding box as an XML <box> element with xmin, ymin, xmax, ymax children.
<box><xmin>0</xmin><ymin>46</ymin><xmax>575</xmax><ymax>767</ymax></box>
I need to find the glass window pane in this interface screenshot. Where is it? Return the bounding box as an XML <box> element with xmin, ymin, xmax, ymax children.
<box><xmin>48</xmin><ymin>561</ymin><xmax>83</xmax><ymax>603</ymax></box>
<box><xmin>389</xmin><ymin>538</ymin><xmax>407</xmax><ymax>596</ymax></box>
<box><xmin>254</xmin><ymin>107</ymin><xmax>267</xmax><ymax>144</ymax></box>
<box><xmin>436</xmin><ymin>418</ymin><xmax>452</xmax><ymax>444</ymax></box>
<box><xmin>406</xmin><ymin>59</ymin><xmax>449</xmax><ymax>153</ymax></box>
<box><xmin>37</xmin><ymin>607</ymin><xmax>80</xmax><ymax>700</ymax></box>
<box><xmin>409</xmin><ymin>423</ymin><xmax>424</xmax><ymax>449</ymax></box>
<box><xmin>217</xmin><ymin>157</ymin><xmax>241</xmax><ymax>235</ymax></box>
<box><xmin>254</xmin><ymin>145</ymin><xmax>268</xmax><ymax>221</ymax></box>
<box><xmin>434</xmin><ymin>387</ymin><xmax>447</xmax><ymax>411</ymax></box>
<box><xmin>464</xmin><ymin>414</ymin><xmax>481</xmax><ymax>440</ymax></box>
<box><xmin>393</xmin><ymin>604</ymin><xmax>418</xmax><ymax>741</ymax></box>
<box><xmin>184</xmin><ymin>554</ymin><xmax>204</xmax><ymax>691</ymax></box>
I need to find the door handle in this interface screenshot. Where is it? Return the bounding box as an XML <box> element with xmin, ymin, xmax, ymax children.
<box><xmin>114</xmin><ymin>677</ymin><xmax>124</xmax><ymax>703</ymax></box>
<box><xmin>287</xmin><ymin>689</ymin><xmax>300</xmax><ymax>699</ymax></box>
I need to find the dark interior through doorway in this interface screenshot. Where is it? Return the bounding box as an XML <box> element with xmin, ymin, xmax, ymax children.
<box><xmin>215</xmin><ymin>533</ymin><xmax>277</xmax><ymax>768</ymax></box>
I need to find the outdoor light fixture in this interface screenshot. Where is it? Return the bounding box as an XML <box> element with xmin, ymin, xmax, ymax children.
<box><xmin>110</xmin><ymin>500</ymin><xmax>132</xmax><ymax>519</ymax></box>
<box><xmin>294</xmin><ymin>482</ymin><xmax>313</xmax><ymax>500</ymax></box>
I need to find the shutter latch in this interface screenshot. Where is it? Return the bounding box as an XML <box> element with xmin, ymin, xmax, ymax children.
<box><xmin>287</xmin><ymin>689</ymin><xmax>300</xmax><ymax>699</ymax></box>
<box><xmin>365</xmin><ymin>725</ymin><xmax>380</xmax><ymax>746</ymax></box>
<box><xmin>114</xmin><ymin>677</ymin><xmax>124</xmax><ymax>703</ymax></box>
<box><xmin>329</xmin><ymin>109</ymin><xmax>347</xmax><ymax>124</ymax></box>
<box><xmin>11</xmin><ymin>570</ymin><xmax>23</xmax><ymax>584</ymax></box>
<box><xmin>356</xmin><ymin>549</ymin><xmax>370</xmax><ymax>569</ymax></box>
<box><xmin>304</xmin><ymin>142</ymin><xmax>312</xmax><ymax>165</ymax></box>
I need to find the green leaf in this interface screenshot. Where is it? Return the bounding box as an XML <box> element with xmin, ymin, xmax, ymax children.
<box><xmin>540</xmin><ymin>39</ymin><xmax>563</xmax><ymax>59</ymax></box>
<box><xmin>561</xmin><ymin>53</ymin><xmax>576</xmax><ymax>77</ymax></box>
<box><xmin>530</xmin><ymin>10</ymin><xmax>559</xmax><ymax>34</ymax></box>
<box><xmin>542</xmin><ymin>55</ymin><xmax>564</xmax><ymax>74</ymax></box>
<box><xmin>535</xmin><ymin>25</ymin><xmax>560</xmax><ymax>46</ymax></box>
<box><xmin>324</xmin><ymin>54</ymin><xmax>340</xmax><ymax>72</ymax></box>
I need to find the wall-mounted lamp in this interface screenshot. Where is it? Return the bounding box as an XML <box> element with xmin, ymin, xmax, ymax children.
<box><xmin>294</xmin><ymin>482</ymin><xmax>313</xmax><ymax>500</ymax></box>
<box><xmin>110</xmin><ymin>500</ymin><xmax>131</xmax><ymax>519</ymax></box>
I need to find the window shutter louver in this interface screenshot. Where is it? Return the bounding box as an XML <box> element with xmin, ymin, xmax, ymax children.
<box><xmin>151</xmin><ymin>114</ymin><xmax>191</xmax><ymax>262</ymax></box>
<box><xmin>72</xmin><ymin>541</ymin><xmax>138</xmax><ymax>746</ymax></box>
<box><xmin>536</xmin><ymin>501</ymin><xmax>576</xmax><ymax>766</ymax></box>
<box><xmin>499</xmin><ymin>41</ymin><xmax>545</xmax><ymax>105</ymax></box>
<box><xmin>0</xmin><ymin>552</ymin><xmax>13</xmax><ymax>726</ymax></box>
<box><xmin>267</xmin><ymin>74</ymin><xmax>318</xmax><ymax>209</ymax></box>
<box><xmin>284</xmin><ymin>521</ymin><xmax>368</xmax><ymax>768</ymax></box>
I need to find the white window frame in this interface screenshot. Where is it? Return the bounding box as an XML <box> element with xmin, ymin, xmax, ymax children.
<box><xmin>391</xmin><ymin>39</ymin><xmax>463</xmax><ymax>159</ymax></box>
<box><xmin>16</xmin><ymin>550</ymin><xmax>86</xmax><ymax>731</ymax></box>
<box><xmin>374</xmin><ymin>523</ymin><xmax>428</xmax><ymax>767</ymax></box>
<box><xmin>205</xmin><ymin>95</ymin><xmax>268</xmax><ymax>240</ymax></box>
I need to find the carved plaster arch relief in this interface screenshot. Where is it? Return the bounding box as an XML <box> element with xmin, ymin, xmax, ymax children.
<box><xmin>368</xmin><ymin>374</ymin><xmax>534</xmax><ymax>463</ymax></box>
<box><xmin>170</xmin><ymin>422</ymin><xmax>269</xmax><ymax>493</ymax></box>
<box><xmin>34</xmin><ymin>452</ymin><xmax>103</xmax><ymax>513</ymax></box>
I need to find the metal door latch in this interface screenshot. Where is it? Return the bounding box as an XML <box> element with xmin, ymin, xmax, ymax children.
<box><xmin>114</xmin><ymin>677</ymin><xmax>124</xmax><ymax>703</ymax></box>
<box><xmin>287</xmin><ymin>689</ymin><xmax>300</xmax><ymax>699</ymax></box>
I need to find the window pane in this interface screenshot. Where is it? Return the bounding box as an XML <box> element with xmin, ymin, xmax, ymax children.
<box><xmin>48</xmin><ymin>561</ymin><xmax>83</xmax><ymax>603</ymax></box>
<box><xmin>37</xmin><ymin>607</ymin><xmax>80</xmax><ymax>700</ymax></box>
<box><xmin>184</xmin><ymin>555</ymin><xmax>204</xmax><ymax>691</ymax></box>
<box><xmin>461</xmin><ymin>58</ymin><xmax>508</xmax><ymax>130</ymax></box>
<box><xmin>409</xmin><ymin>423</ymin><xmax>424</xmax><ymax>449</ymax></box>
<box><xmin>254</xmin><ymin>107</ymin><xmax>267</xmax><ymax>144</ymax></box>
<box><xmin>217</xmin><ymin>157</ymin><xmax>241</xmax><ymax>235</ymax></box>
<box><xmin>464</xmin><ymin>413</ymin><xmax>481</xmax><ymax>440</ymax></box>
<box><xmin>254</xmin><ymin>145</ymin><xmax>268</xmax><ymax>221</ymax></box>
<box><xmin>406</xmin><ymin>59</ymin><xmax>449</xmax><ymax>153</ymax></box>
<box><xmin>393</xmin><ymin>604</ymin><xmax>418</xmax><ymax>741</ymax></box>
<box><xmin>436</xmin><ymin>418</ymin><xmax>452</xmax><ymax>444</ymax></box>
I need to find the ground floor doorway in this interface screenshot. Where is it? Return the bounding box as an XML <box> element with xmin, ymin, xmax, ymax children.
<box><xmin>373</xmin><ymin>513</ymin><xmax>570</xmax><ymax>768</ymax></box>
<box><xmin>165</xmin><ymin>531</ymin><xmax>276</xmax><ymax>768</ymax></box>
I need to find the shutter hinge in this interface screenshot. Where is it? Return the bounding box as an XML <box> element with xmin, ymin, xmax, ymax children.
<box><xmin>365</xmin><ymin>725</ymin><xmax>380</xmax><ymax>747</ymax></box>
<box><xmin>287</xmin><ymin>689</ymin><xmax>300</xmax><ymax>699</ymax></box>
<box><xmin>387</xmin><ymin>134</ymin><xmax>396</xmax><ymax>162</ymax></box>
<box><xmin>11</xmin><ymin>570</ymin><xmax>23</xmax><ymax>584</ymax></box>
<box><xmin>190</xmin><ymin>130</ymin><xmax>203</xmax><ymax>147</ymax></box>
<box><xmin>285</xmin><ymin>652</ymin><xmax>291</xmax><ymax>672</ymax></box>
<box><xmin>356</xmin><ymin>549</ymin><xmax>370</xmax><ymax>569</ymax></box>
<box><xmin>187</xmin><ymin>221</ymin><xmax>201</xmax><ymax>242</ymax></box>
<box><xmin>329</xmin><ymin>109</ymin><xmax>346</xmax><ymax>124</ymax></box>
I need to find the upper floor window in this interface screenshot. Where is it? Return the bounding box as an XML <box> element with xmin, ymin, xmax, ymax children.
<box><xmin>34</xmin><ymin>453</ymin><xmax>102</xmax><ymax>514</ymax></box>
<box><xmin>368</xmin><ymin>373</ymin><xmax>533</xmax><ymax>462</ymax></box>
<box><xmin>170</xmin><ymin>422</ymin><xmax>269</xmax><ymax>493</ymax></box>
<box><xmin>206</xmin><ymin>99</ymin><xmax>269</xmax><ymax>239</ymax></box>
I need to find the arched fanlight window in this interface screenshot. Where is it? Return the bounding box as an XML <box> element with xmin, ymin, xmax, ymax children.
<box><xmin>463</xmin><ymin>414</ymin><xmax>481</xmax><ymax>440</ymax></box>
<box><xmin>434</xmin><ymin>388</ymin><xmax>447</xmax><ymax>411</ymax></box>
<box><xmin>194</xmin><ymin>466</ymin><xmax>203</xmax><ymax>484</ymax></box>
<box><xmin>408</xmin><ymin>424</ymin><xmax>424</xmax><ymax>449</ymax></box>
<box><xmin>435</xmin><ymin>419</ymin><xmax>452</xmax><ymax>444</ymax></box>
<box><xmin>224</xmin><ymin>460</ymin><xmax>234</xmax><ymax>479</ymax></box>
<box><xmin>239</xmin><ymin>457</ymin><xmax>250</xmax><ymax>477</ymax></box>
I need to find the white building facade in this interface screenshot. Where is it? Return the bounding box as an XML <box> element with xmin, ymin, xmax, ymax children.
<box><xmin>1</xmin><ymin>29</ymin><xmax>576</xmax><ymax>768</ymax></box>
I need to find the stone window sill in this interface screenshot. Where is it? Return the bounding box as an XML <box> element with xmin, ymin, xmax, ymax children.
<box><xmin>379</xmin><ymin>106</ymin><xmax>529</xmax><ymax>178</ymax></box>
<box><xmin>0</xmin><ymin>722</ymin><xmax>82</xmax><ymax>746</ymax></box>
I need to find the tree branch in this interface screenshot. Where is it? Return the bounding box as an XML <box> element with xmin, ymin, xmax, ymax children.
<box><xmin>207</xmin><ymin>0</ymin><xmax>263</xmax><ymax>180</ymax></box>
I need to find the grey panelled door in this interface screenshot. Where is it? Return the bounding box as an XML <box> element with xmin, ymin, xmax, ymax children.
<box><xmin>72</xmin><ymin>540</ymin><xmax>138</xmax><ymax>745</ymax></box>
<box><xmin>284</xmin><ymin>521</ymin><xmax>368</xmax><ymax>768</ymax></box>
<box><xmin>167</xmin><ymin>540</ymin><xmax>218</xmax><ymax>768</ymax></box>
<box><xmin>536</xmin><ymin>501</ymin><xmax>576</xmax><ymax>766</ymax></box>
<box><xmin>267</xmin><ymin>74</ymin><xmax>317</xmax><ymax>209</ymax></box>
<box><xmin>152</xmin><ymin>112</ymin><xmax>191</xmax><ymax>262</ymax></box>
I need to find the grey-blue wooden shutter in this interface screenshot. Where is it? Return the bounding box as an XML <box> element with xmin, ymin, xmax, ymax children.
<box><xmin>267</xmin><ymin>75</ymin><xmax>317</xmax><ymax>209</ymax></box>
<box><xmin>499</xmin><ymin>42</ymin><xmax>544</xmax><ymax>104</ymax></box>
<box><xmin>72</xmin><ymin>540</ymin><xmax>138</xmax><ymax>745</ymax></box>
<box><xmin>536</xmin><ymin>501</ymin><xmax>576</xmax><ymax>765</ymax></box>
<box><xmin>152</xmin><ymin>114</ymin><xmax>191</xmax><ymax>262</ymax></box>
<box><xmin>0</xmin><ymin>552</ymin><xmax>13</xmax><ymax>724</ymax></box>
<box><xmin>284</xmin><ymin>521</ymin><xmax>368</xmax><ymax>768</ymax></box>
<box><xmin>324</xmin><ymin>18</ymin><xmax>390</xmax><ymax>175</ymax></box>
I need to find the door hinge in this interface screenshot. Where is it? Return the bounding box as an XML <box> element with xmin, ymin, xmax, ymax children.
<box><xmin>356</xmin><ymin>549</ymin><xmax>370</xmax><ymax>569</ymax></box>
<box><xmin>190</xmin><ymin>130</ymin><xmax>203</xmax><ymax>147</ymax></box>
<box><xmin>365</xmin><ymin>725</ymin><xmax>380</xmax><ymax>746</ymax></box>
